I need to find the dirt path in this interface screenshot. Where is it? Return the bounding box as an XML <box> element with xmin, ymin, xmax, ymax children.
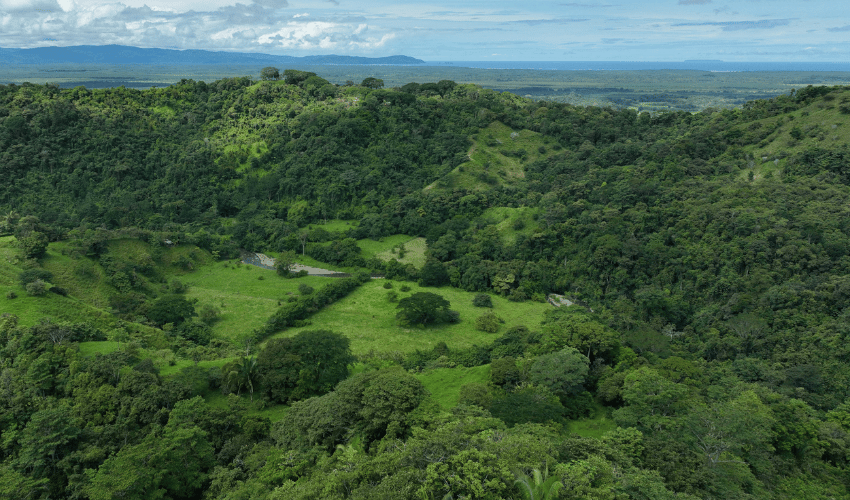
<box><xmin>241</xmin><ymin>252</ymin><xmax>346</xmax><ymax>276</ymax></box>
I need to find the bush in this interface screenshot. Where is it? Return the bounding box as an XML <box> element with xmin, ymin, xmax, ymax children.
<box><xmin>199</xmin><ymin>304</ymin><xmax>221</xmax><ymax>325</ymax></box>
<box><xmin>6</xmin><ymin>291</ymin><xmax>17</xmax><ymax>299</ymax></box>
<box><xmin>49</xmin><ymin>286</ymin><xmax>68</xmax><ymax>296</ymax></box>
<box><xmin>507</xmin><ymin>289</ymin><xmax>529</xmax><ymax>302</ymax></box>
<box><xmin>400</xmin><ymin>285</ymin><xmax>411</xmax><ymax>292</ymax></box>
<box><xmin>298</xmin><ymin>283</ymin><xmax>314</xmax><ymax>295</ymax></box>
<box><xmin>26</xmin><ymin>279</ymin><xmax>48</xmax><ymax>296</ymax></box>
<box><xmin>169</xmin><ymin>279</ymin><xmax>188</xmax><ymax>293</ymax></box>
<box><xmin>383</xmin><ymin>281</ymin><xmax>393</xmax><ymax>289</ymax></box>
<box><xmin>19</xmin><ymin>268</ymin><xmax>53</xmax><ymax>286</ymax></box>
<box><xmin>472</xmin><ymin>293</ymin><xmax>493</xmax><ymax>308</ymax></box>
<box><xmin>387</xmin><ymin>291</ymin><xmax>399</xmax><ymax>302</ymax></box>
<box><xmin>475</xmin><ymin>311</ymin><xmax>504</xmax><ymax>333</ymax></box>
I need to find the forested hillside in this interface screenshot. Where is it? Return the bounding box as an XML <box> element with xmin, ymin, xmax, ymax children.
<box><xmin>2</xmin><ymin>74</ymin><xmax>850</xmax><ymax>499</ymax></box>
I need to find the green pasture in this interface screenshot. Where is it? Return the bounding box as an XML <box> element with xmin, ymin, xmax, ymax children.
<box><xmin>183</xmin><ymin>261</ymin><xmax>329</xmax><ymax>343</ymax></box>
<box><xmin>415</xmin><ymin>364</ymin><xmax>491</xmax><ymax>409</ymax></box>
<box><xmin>480</xmin><ymin>207</ymin><xmax>541</xmax><ymax>245</ymax></box>
<box><xmin>357</xmin><ymin>234</ymin><xmax>412</xmax><ymax>259</ymax></box>
<box><xmin>371</xmin><ymin>237</ymin><xmax>428</xmax><ymax>268</ymax></box>
<box><xmin>428</xmin><ymin>121</ymin><xmax>551</xmax><ymax>192</ymax></box>
<box><xmin>1</xmin><ymin>240</ymin><xmax>118</xmax><ymax>328</ymax></box>
<box><xmin>266</xmin><ymin>279</ymin><xmax>549</xmax><ymax>355</ymax></box>
<box><xmin>739</xmin><ymin>88</ymin><xmax>850</xmax><ymax>182</ymax></box>
<box><xmin>41</xmin><ymin>242</ymin><xmax>115</xmax><ymax>309</ymax></box>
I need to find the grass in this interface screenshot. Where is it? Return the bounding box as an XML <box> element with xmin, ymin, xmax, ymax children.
<box><xmin>41</xmin><ymin>242</ymin><xmax>115</xmax><ymax>309</ymax></box>
<box><xmin>306</xmin><ymin>219</ymin><xmax>358</xmax><ymax>233</ymax></box>
<box><xmin>567</xmin><ymin>405</ymin><xmax>617</xmax><ymax>439</ymax></box>
<box><xmin>357</xmin><ymin>235</ymin><xmax>413</xmax><ymax>259</ymax></box>
<box><xmin>78</xmin><ymin>341</ymin><xmax>122</xmax><ymax>356</ymax></box>
<box><xmin>426</xmin><ymin>121</ymin><xmax>552</xmax><ymax>193</ymax></box>
<box><xmin>736</xmin><ymin>87</ymin><xmax>850</xmax><ymax>183</ymax></box>
<box><xmin>372</xmin><ymin>237</ymin><xmax>428</xmax><ymax>269</ymax></box>
<box><xmin>415</xmin><ymin>364</ymin><xmax>491</xmax><ymax>409</ymax></box>
<box><xmin>159</xmin><ymin>356</ymin><xmax>235</xmax><ymax>377</ymax></box>
<box><xmin>1</xmin><ymin>241</ymin><xmax>119</xmax><ymax>328</ymax></box>
<box><xmin>265</xmin><ymin>279</ymin><xmax>549</xmax><ymax>355</ymax></box>
<box><xmin>183</xmin><ymin>261</ymin><xmax>329</xmax><ymax>343</ymax></box>
<box><xmin>480</xmin><ymin>207</ymin><xmax>541</xmax><ymax>245</ymax></box>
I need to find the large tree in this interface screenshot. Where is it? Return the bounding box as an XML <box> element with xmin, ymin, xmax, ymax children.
<box><xmin>260</xmin><ymin>66</ymin><xmax>280</xmax><ymax>80</ymax></box>
<box><xmin>396</xmin><ymin>292</ymin><xmax>456</xmax><ymax>327</ymax></box>
<box><xmin>146</xmin><ymin>295</ymin><xmax>197</xmax><ymax>327</ymax></box>
<box><xmin>257</xmin><ymin>330</ymin><xmax>353</xmax><ymax>403</ymax></box>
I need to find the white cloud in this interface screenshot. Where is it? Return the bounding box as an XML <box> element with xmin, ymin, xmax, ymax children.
<box><xmin>0</xmin><ymin>0</ymin><xmax>61</xmax><ymax>12</ymax></box>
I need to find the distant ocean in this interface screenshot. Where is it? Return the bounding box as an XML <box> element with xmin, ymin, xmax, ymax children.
<box><xmin>425</xmin><ymin>61</ymin><xmax>850</xmax><ymax>72</ymax></box>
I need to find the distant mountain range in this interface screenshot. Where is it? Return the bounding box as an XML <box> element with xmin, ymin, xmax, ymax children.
<box><xmin>0</xmin><ymin>45</ymin><xmax>425</xmax><ymax>66</ymax></box>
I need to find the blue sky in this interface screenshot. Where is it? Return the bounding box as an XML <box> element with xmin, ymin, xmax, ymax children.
<box><xmin>0</xmin><ymin>0</ymin><xmax>847</xmax><ymax>61</ymax></box>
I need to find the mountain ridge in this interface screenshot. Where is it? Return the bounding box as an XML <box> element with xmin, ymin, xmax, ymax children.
<box><xmin>0</xmin><ymin>44</ymin><xmax>426</xmax><ymax>66</ymax></box>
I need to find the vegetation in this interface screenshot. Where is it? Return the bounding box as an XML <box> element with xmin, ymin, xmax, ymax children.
<box><xmin>1</xmin><ymin>75</ymin><xmax>850</xmax><ymax>499</ymax></box>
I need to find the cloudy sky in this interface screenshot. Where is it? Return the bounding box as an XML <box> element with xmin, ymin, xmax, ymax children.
<box><xmin>0</xmin><ymin>0</ymin><xmax>847</xmax><ymax>61</ymax></box>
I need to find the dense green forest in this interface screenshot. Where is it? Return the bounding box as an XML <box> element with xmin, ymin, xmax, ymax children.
<box><xmin>2</xmin><ymin>72</ymin><xmax>850</xmax><ymax>499</ymax></box>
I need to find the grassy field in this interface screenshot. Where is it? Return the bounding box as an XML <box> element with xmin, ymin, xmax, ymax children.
<box><xmin>415</xmin><ymin>364</ymin><xmax>491</xmax><ymax>409</ymax></box>
<box><xmin>183</xmin><ymin>261</ymin><xmax>329</xmax><ymax>343</ymax></box>
<box><xmin>357</xmin><ymin>234</ymin><xmax>412</xmax><ymax>259</ymax></box>
<box><xmin>738</xmin><ymin>87</ymin><xmax>850</xmax><ymax>183</ymax></box>
<box><xmin>427</xmin><ymin>121</ymin><xmax>553</xmax><ymax>193</ymax></box>
<box><xmin>0</xmin><ymin>238</ymin><xmax>121</xmax><ymax>328</ymax></box>
<box><xmin>372</xmin><ymin>237</ymin><xmax>427</xmax><ymax>268</ymax></box>
<box><xmin>307</xmin><ymin>219</ymin><xmax>358</xmax><ymax>233</ymax></box>
<box><xmin>480</xmin><ymin>207</ymin><xmax>541</xmax><ymax>245</ymax></box>
<box><xmin>265</xmin><ymin>279</ymin><xmax>550</xmax><ymax>355</ymax></box>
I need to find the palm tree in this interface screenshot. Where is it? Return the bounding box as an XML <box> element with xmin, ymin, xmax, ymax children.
<box><xmin>513</xmin><ymin>467</ymin><xmax>562</xmax><ymax>500</ymax></box>
<box><xmin>224</xmin><ymin>356</ymin><xmax>258</xmax><ymax>400</ymax></box>
<box><xmin>1</xmin><ymin>210</ymin><xmax>19</xmax><ymax>234</ymax></box>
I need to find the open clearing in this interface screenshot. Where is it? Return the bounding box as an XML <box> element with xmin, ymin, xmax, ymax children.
<box><xmin>182</xmin><ymin>261</ymin><xmax>328</xmax><ymax>343</ymax></box>
<box><xmin>265</xmin><ymin>279</ymin><xmax>550</xmax><ymax>355</ymax></box>
<box><xmin>415</xmin><ymin>364</ymin><xmax>491</xmax><ymax>409</ymax></box>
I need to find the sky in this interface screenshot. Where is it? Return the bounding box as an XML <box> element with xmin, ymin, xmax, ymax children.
<box><xmin>0</xmin><ymin>0</ymin><xmax>848</xmax><ymax>61</ymax></box>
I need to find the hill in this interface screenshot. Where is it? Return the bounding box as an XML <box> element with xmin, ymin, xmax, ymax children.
<box><xmin>2</xmin><ymin>77</ymin><xmax>850</xmax><ymax>499</ymax></box>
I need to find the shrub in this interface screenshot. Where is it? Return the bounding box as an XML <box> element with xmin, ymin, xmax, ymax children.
<box><xmin>6</xmin><ymin>291</ymin><xmax>17</xmax><ymax>299</ymax></box>
<box><xmin>26</xmin><ymin>279</ymin><xmax>48</xmax><ymax>296</ymax></box>
<box><xmin>387</xmin><ymin>291</ymin><xmax>399</xmax><ymax>302</ymax></box>
<box><xmin>475</xmin><ymin>312</ymin><xmax>504</xmax><ymax>333</ymax></box>
<box><xmin>490</xmin><ymin>357</ymin><xmax>521</xmax><ymax>386</ymax></box>
<box><xmin>400</xmin><ymin>285</ymin><xmax>411</xmax><ymax>292</ymax></box>
<box><xmin>507</xmin><ymin>289</ymin><xmax>529</xmax><ymax>302</ymax></box>
<box><xmin>169</xmin><ymin>279</ymin><xmax>188</xmax><ymax>293</ymax></box>
<box><xmin>383</xmin><ymin>281</ymin><xmax>393</xmax><ymax>289</ymax></box>
<box><xmin>298</xmin><ymin>283</ymin><xmax>315</xmax><ymax>295</ymax></box>
<box><xmin>472</xmin><ymin>293</ymin><xmax>493</xmax><ymax>308</ymax></box>
<box><xmin>19</xmin><ymin>268</ymin><xmax>53</xmax><ymax>286</ymax></box>
<box><xmin>199</xmin><ymin>304</ymin><xmax>221</xmax><ymax>325</ymax></box>
<box><xmin>49</xmin><ymin>286</ymin><xmax>68</xmax><ymax>296</ymax></box>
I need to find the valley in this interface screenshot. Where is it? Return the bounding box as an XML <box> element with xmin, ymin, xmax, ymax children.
<box><xmin>1</xmin><ymin>75</ymin><xmax>850</xmax><ymax>499</ymax></box>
